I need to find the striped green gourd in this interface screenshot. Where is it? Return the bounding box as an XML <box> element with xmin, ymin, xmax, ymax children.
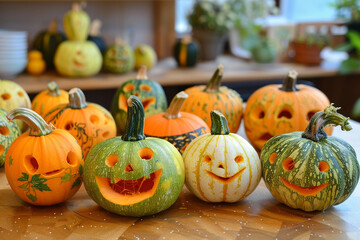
<box><xmin>173</xmin><ymin>36</ymin><xmax>198</xmax><ymax>67</ymax></box>
<box><xmin>63</xmin><ymin>3</ymin><xmax>90</xmax><ymax>41</ymax></box>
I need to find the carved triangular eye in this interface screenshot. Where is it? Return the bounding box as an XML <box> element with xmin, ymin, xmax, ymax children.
<box><xmin>124</xmin><ymin>163</ymin><xmax>134</xmax><ymax>172</ymax></box>
<box><xmin>203</xmin><ymin>155</ymin><xmax>211</xmax><ymax>163</ymax></box>
<box><xmin>235</xmin><ymin>155</ymin><xmax>244</xmax><ymax>163</ymax></box>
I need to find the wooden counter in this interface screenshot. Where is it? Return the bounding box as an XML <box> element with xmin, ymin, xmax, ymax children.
<box><xmin>1</xmin><ymin>120</ymin><xmax>359</xmax><ymax>240</ymax></box>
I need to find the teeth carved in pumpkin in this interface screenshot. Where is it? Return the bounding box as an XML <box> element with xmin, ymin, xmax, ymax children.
<box><xmin>206</xmin><ymin>167</ymin><xmax>246</xmax><ymax>184</ymax></box>
<box><xmin>280</xmin><ymin>176</ymin><xmax>328</xmax><ymax>196</ymax></box>
<box><xmin>259</xmin><ymin>133</ymin><xmax>273</xmax><ymax>141</ymax></box>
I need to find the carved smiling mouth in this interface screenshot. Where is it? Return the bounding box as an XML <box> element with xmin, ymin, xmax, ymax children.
<box><xmin>96</xmin><ymin>169</ymin><xmax>162</xmax><ymax>205</ymax></box>
<box><xmin>280</xmin><ymin>176</ymin><xmax>328</xmax><ymax>196</ymax></box>
<box><xmin>73</xmin><ymin>59</ymin><xmax>84</xmax><ymax>68</ymax></box>
<box><xmin>207</xmin><ymin>167</ymin><xmax>246</xmax><ymax>184</ymax></box>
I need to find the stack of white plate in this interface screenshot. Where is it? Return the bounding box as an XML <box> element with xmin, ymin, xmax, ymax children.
<box><xmin>0</xmin><ymin>30</ymin><xmax>28</xmax><ymax>79</ymax></box>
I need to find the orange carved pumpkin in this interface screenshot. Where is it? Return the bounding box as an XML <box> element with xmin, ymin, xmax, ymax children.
<box><xmin>244</xmin><ymin>70</ymin><xmax>332</xmax><ymax>151</ymax></box>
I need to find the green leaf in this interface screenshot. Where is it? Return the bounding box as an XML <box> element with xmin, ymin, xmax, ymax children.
<box><xmin>348</xmin><ymin>31</ymin><xmax>360</xmax><ymax>51</ymax></box>
<box><xmin>27</xmin><ymin>193</ymin><xmax>37</xmax><ymax>202</ymax></box>
<box><xmin>31</xmin><ymin>174</ymin><xmax>47</xmax><ymax>184</ymax></box>
<box><xmin>334</xmin><ymin>42</ymin><xmax>354</xmax><ymax>52</ymax></box>
<box><xmin>18</xmin><ymin>172</ymin><xmax>29</xmax><ymax>182</ymax></box>
<box><xmin>339</xmin><ymin>58</ymin><xmax>360</xmax><ymax>74</ymax></box>
<box><xmin>61</xmin><ymin>172</ymin><xmax>72</xmax><ymax>183</ymax></box>
<box><xmin>78</xmin><ymin>164</ymin><xmax>83</xmax><ymax>175</ymax></box>
<box><xmin>18</xmin><ymin>183</ymin><xmax>29</xmax><ymax>191</ymax></box>
<box><xmin>71</xmin><ymin>178</ymin><xmax>81</xmax><ymax>189</ymax></box>
<box><xmin>8</xmin><ymin>156</ymin><xmax>14</xmax><ymax>166</ymax></box>
<box><xmin>33</xmin><ymin>183</ymin><xmax>51</xmax><ymax>192</ymax></box>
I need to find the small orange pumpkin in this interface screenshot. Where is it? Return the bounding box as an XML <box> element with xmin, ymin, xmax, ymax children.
<box><xmin>144</xmin><ymin>91</ymin><xmax>210</xmax><ymax>153</ymax></box>
<box><xmin>244</xmin><ymin>70</ymin><xmax>332</xmax><ymax>151</ymax></box>
<box><xmin>45</xmin><ymin>88</ymin><xmax>117</xmax><ymax>158</ymax></box>
<box><xmin>31</xmin><ymin>81</ymin><xmax>69</xmax><ymax>118</ymax></box>
<box><xmin>181</xmin><ymin>65</ymin><xmax>243</xmax><ymax>133</ymax></box>
<box><xmin>5</xmin><ymin>108</ymin><xmax>83</xmax><ymax>205</ymax></box>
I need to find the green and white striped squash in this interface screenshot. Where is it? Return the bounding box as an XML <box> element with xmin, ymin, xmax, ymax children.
<box><xmin>84</xmin><ymin>95</ymin><xmax>184</xmax><ymax>217</ymax></box>
<box><xmin>173</xmin><ymin>36</ymin><xmax>198</xmax><ymax>67</ymax></box>
<box><xmin>0</xmin><ymin>109</ymin><xmax>21</xmax><ymax>167</ymax></box>
<box><xmin>63</xmin><ymin>3</ymin><xmax>90</xmax><ymax>41</ymax></box>
<box><xmin>183</xmin><ymin>111</ymin><xmax>261</xmax><ymax>202</ymax></box>
<box><xmin>104</xmin><ymin>38</ymin><xmax>135</xmax><ymax>74</ymax></box>
<box><xmin>260</xmin><ymin>105</ymin><xmax>360</xmax><ymax>212</ymax></box>
<box><xmin>110</xmin><ymin>66</ymin><xmax>167</xmax><ymax>135</ymax></box>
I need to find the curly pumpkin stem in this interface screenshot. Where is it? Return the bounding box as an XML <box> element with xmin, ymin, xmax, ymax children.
<box><xmin>210</xmin><ymin>110</ymin><xmax>229</xmax><ymax>135</ymax></box>
<box><xmin>7</xmin><ymin>108</ymin><xmax>54</xmax><ymax>136</ymax></box>
<box><xmin>279</xmin><ymin>70</ymin><xmax>299</xmax><ymax>92</ymax></box>
<box><xmin>136</xmin><ymin>65</ymin><xmax>148</xmax><ymax>80</ymax></box>
<box><xmin>302</xmin><ymin>104</ymin><xmax>352</xmax><ymax>142</ymax></box>
<box><xmin>122</xmin><ymin>95</ymin><xmax>146</xmax><ymax>141</ymax></box>
<box><xmin>68</xmin><ymin>88</ymin><xmax>88</xmax><ymax>109</ymax></box>
<box><xmin>48</xmin><ymin>81</ymin><xmax>61</xmax><ymax>96</ymax></box>
<box><xmin>164</xmin><ymin>91</ymin><xmax>188</xmax><ymax>119</ymax></box>
<box><xmin>205</xmin><ymin>65</ymin><xmax>223</xmax><ymax>92</ymax></box>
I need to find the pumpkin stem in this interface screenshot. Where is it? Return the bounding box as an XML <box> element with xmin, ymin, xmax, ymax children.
<box><xmin>210</xmin><ymin>110</ymin><xmax>229</xmax><ymax>135</ymax></box>
<box><xmin>181</xmin><ymin>36</ymin><xmax>192</xmax><ymax>44</ymax></box>
<box><xmin>89</xmin><ymin>19</ymin><xmax>102</xmax><ymax>36</ymax></box>
<box><xmin>164</xmin><ymin>91</ymin><xmax>188</xmax><ymax>119</ymax></box>
<box><xmin>68</xmin><ymin>88</ymin><xmax>88</xmax><ymax>109</ymax></box>
<box><xmin>302</xmin><ymin>104</ymin><xmax>352</xmax><ymax>142</ymax></box>
<box><xmin>279</xmin><ymin>70</ymin><xmax>299</xmax><ymax>92</ymax></box>
<box><xmin>48</xmin><ymin>81</ymin><xmax>61</xmax><ymax>96</ymax></box>
<box><xmin>7</xmin><ymin>108</ymin><xmax>54</xmax><ymax>136</ymax></box>
<box><xmin>48</xmin><ymin>19</ymin><xmax>58</xmax><ymax>34</ymax></box>
<box><xmin>72</xmin><ymin>2</ymin><xmax>82</xmax><ymax>11</ymax></box>
<box><xmin>121</xmin><ymin>95</ymin><xmax>146</xmax><ymax>141</ymax></box>
<box><xmin>136</xmin><ymin>65</ymin><xmax>148</xmax><ymax>80</ymax></box>
<box><xmin>205</xmin><ymin>65</ymin><xmax>223</xmax><ymax>92</ymax></box>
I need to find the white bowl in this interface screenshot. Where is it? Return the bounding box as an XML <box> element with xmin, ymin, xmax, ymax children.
<box><xmin>0</xmin><ymin>58</ymin><xmax>27</xmax><ymax>79</ymax></box>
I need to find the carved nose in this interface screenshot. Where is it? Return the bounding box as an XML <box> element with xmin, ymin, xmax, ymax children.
<box><xmin>124</xmin><ymin>163</ymin><xmax>133</xmax><ymax>172</ymax></box>
<box><xmin>218</xmin><ymin>164</ymin><xmax>224</xmax><ymax>169</ymax></box>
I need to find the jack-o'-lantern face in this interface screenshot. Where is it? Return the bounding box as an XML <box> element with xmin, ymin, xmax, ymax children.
<box><xmin>104</xmin><ymin>45</ymin><xmax>135</xmax><ymax>74</ymax></box>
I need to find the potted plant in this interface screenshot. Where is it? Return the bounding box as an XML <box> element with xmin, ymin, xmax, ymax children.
<box><xmin>331</xmin><ymin>0</ymin><xmax>360</xmax><ymax>32</ymax></box>
<box><xmin>336</xmin><ymin>30</ymin><xmax>360</xmax><ymax>73</ymax></box>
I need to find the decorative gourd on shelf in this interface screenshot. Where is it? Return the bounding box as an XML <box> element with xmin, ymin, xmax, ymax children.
<box><xmin>0</xmin><ymin>80</ymin><xmax>31</xmax><ymax>132</ymax></box>
<box><xmin>144</xmin><ymin>91</ymin><xmax>209</xmax><ymax>153</ymax></box>
<box><xmin>134</xmin><ymin>44</ymin><xmax>157</xmax><ymax>70</ymax></box>
<box><xmin>183</xmin><ymin>111</ymin><xmax>261</xmax><ymax>202</ymax></box>
<box><xmin>87</xmin><ymin>19</ymin><xmax>107</xmax><ymax>55</ymax></box>
<box><xmin>260</xmin><ymin>105</ymin><xmax>359</xmax><ymax>212</ymax></box>
<box><xmin>33</xmin><ymin>19</ymin><xmax>66</xmax><ymax>69</ymax></box>
<box><xmin>110</xmin><ymin>65</ymin><xmax>167</xmax><ymax>135</ymax></box>
<box><xmin>181</xmin><ymin>65</ymin><xmax>243</xmax><ymax>133</ymax></box>
<box><xmin>45</xmin><ymin>88</ymin><xmax>116</xmax><ymax>158</ymax></box>
<box><xmin>5</xmin><ymin>108</ymin><xmax>83</xmax><ymax>205</ymax></box>
<box><xmin>104</xmin><ymin>37</ymin><xmax>135</xmax><ymax>74</ymax></box>
<box><xmin>63</xmin><ymin>3</ymin><xmax>90</xmax><ymax>42</ymax></box>
<box><xmin>83</xmin><ymin>95</ymin><xmax>185</xmax><ymax>217</ymax></box>
<box><xmin>244</xmin><ymin>70</ymin><xmax>332</xmax><ymax>152</ymax></box>
<box><xmin>26</xmin><ymin>50</ymin><xmax>46</xmax><ymax>75</ymax></box>
<box><xmin>173</xmin><ymin>36</ymin><xmax>198</xmax><ymax>67</ymax></box>
<box><xmin>0</xmin><ymin>109</ymin><xmax>21</xmax><ymax>167</ymax></box>
<box><xmin>31</xmin><ymin>81</ymin><xmax>69</xmax><ymax>118</ymax></box>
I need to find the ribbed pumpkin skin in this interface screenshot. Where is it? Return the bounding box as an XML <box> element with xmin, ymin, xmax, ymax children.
<box><xmin>173</xmin><ymin>40</ymin><xmax>198</xmax><ymax>67</ymax></box>
<box><xmin>260</xmin><ymin>132</ymin><xmax>359</xmax><ymax>211</ymax></box>
<box><xmin>111</xmin><ymin>79</ymin><xmax>167</xmax><ymax>135</ymax></box>
<box><xmin>104</xmin><ymin>44</ymin><xmax>135</xmax><ymax>74</ymax></box>
<box><xmin>5</xmin><ymin>128</ymin><xmax>83</xmax><ymax>205</ymax></box>
<box><xmin>0</xmin><ymin>109</ymin><xmax>21</xmax><ymax>167</ymax></box>
<box><xmin>31</xmin><ymin>88</ymin><xmax>69</xmax><ymax>118</ymax></box>
<box><xmin>182</xmin><ymin>86</ymin><xmax>243</xmax><ymax>133</ymax></box>
<box><xmin>84</xmin><ymin>137</ymin><xmax>184</xmax><ymax>217</ymax></box>
<box><xmin>244</xmin><ymin>83</ymin><xmax>331</xmax><ymax>151</ymax></box>
<box><xmin>183</xmin><ymin>133</ymin><xmax>261</xmax><ymax>202</ymax></box>
<box><xmin>63</xmin><ymin>7</ymin><xmax>90</xmax><ymax>41</ymax></box>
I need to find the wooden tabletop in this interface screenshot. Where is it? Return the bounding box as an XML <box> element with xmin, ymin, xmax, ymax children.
<box><xmin>1</xmin><ymin>121</ymin><xmax>359</xmax><ymax>240</ymax></box>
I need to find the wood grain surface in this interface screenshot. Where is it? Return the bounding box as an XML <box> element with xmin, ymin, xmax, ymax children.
<box><xmin>0</xmin><ymin>121</ymin><xmax>359</xmax><ymax>240</ymax></box>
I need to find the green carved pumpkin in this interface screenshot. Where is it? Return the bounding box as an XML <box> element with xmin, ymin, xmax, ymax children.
<box><xmin>104</xmin><ymin>38</ymin><xmax>135</xmax><ymax>74</ymax></box>
<box><xmin>173</xmin><ymin>36</ymin><xmax>198</xmax><ymax>67</ymax></box>
<box><xmin>110</xmin><ymin>66</ymin><xmax>167</xmax><ymax>135</ymax></box>
<box><xmin>63</xmin><ymin>3</ymin><xmax>90</xmax><ymax>41</ymax></box>
<box><xmin>260</xmin><ymin>105</ymin><xmax>360</xmax><ymax>211</ymax></box>
<box><xmin>0</xmin><ymin>108</ymin><xmax>21</xmax><ymax>167</ymax></box>
<box><xmin>84</xmin><ymin>95</ymin><xmax>184</xmax><ymax>217</ymax></box>
<box><xmin>54</xmin><ymin>41</ymin><xmax>102</xmax><ymax>77</ymax></box>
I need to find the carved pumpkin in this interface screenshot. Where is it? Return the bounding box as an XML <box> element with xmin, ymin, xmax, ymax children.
<box><xmin>84</xmin><ymin>95</ymin><xmax>185</xmax><ymax>217</ymax></box>
<box><xmin>110</xmin><ymin>66</ymin><xmax>167</xmax><ymax>135</ymax></box>
<box><xmin>144</xmin><ymin>91</ymin><xmax>209</xmax><ymax>153</ymax></box>
<box><xmin>260</xmin><ymin>105</ymin><xmax>360</xmax><ymax>211</ymax></box>
<box><xmin>63</xmin><ymin>3</ymin><xmax>90</xmax><ymax>42</ymax></box>
<box><xmin>31</xmin><ymin>81</ymin><xmax>69</xmax><ymax>118</ymax></box>
<box><xmin>183</xmin><ymin>111</ymin><xmax>261</xmax><ymax>202</ymax></box>
<box><xmin>181</xmin><ymin>65</ymin><xmax>243</xmax><ymax>133</ymax></box>
<box><xmin>244</xmin><ymin>70</ymin><xmax>332</xmax><ymax>152</ymax></box>
<box><xmin>0</xmin><ymin>80</ymin><xmax>31</xmax><ymax>132</ymax></box>
<box><xmin>104</xmin><ymin>37</ymin><xmax>135</xmax><ymax>74</ymax></box>
<box><xmin>173</xmin><ymin>36</ymin><xmax>198</xmax><ymax>67</ymax></box>
<box><xmin>0</xmin><ymin>109</ymin><xmax>21</xmax><ymax>167</ymax></box>
<box><xmin>5</xmin><ymin>108</ymin><xmax>83</xmax><ymax>205</ymax></box>
<box><xmin>45</xmin><ymin>88</ymin><xmax>116</xmax><ymax>158</ymax></box>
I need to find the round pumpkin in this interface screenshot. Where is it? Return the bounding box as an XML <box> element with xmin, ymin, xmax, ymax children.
<box><xmin>63</xmin><ymin>3</ymin><xmax>90</xmax><ymax>41</ymax></box>
<box><xmin>87</xmin><ymin>19</ymin><xmax>107</xmax><ymax>55</ymax></box>
<box><xmin>83</xmin><ymin>95</ymin><xmax>185</xmax><ymax>217</ymax></box>
<box><xmin>173</xmin><ymin>36</ymin><xmax>198</xmax><ymax>67</ymax></box>
<box><xmin>54</xmin><ymin>40</ymin><xmax>102</xmax><ymax>77</ymax></box>
<box><xmin>31</xmin><ymin>81</ymin><xmax>69</xmax><ymax>118</ymax></box>
<box><xmin>0</xmin><ymin>80</ymin><xmax>31</xmax><ymax>132</ymax></box>
<box><xmin>260</xmin><ymin>105</ymin><xmax>360</xmax><ymax>211</ymax></box>
<box><xmin>33</xmin><ymin>19</ymin><xmax>66</xmax><ymax>69</ymax></box>
<box><xmin>110</xmin><ymin>66</ymin><xmax>167</xmax><ymax>135</ymax></box>
<box><xmin>5</xmin><ymin>108</ymin><xmax>84</xmax><ymax>205</ymax></box>
<box><xmin>0</xmin><ymin>109</ymin><xmax>21</xmax><ymax>167</ymax></box>
<box><xmin>181</xmin><ymin>65</ymin><xmax>243</xmax><ymax>133</ymax></box>
<box><xmin>244</xmin><ymin>70</ymin><xmax>332</xmax><ymax>152</ymax></box>
<box><xmin>183</xmin><ymin>110</ymin><xmax>261</xmax><ymax>202</ymax></box>
<box><xmin>144</xmin><ymin>91</ymin><xmax>209</xmax><ymax>153</ymax></box>
<box><xmin>104</xmin><ymin>37</ymin><xmax>135</xmax><ymax>74</ymax></box>
<box><xmin>134</xmin><ymin>44</ymin><xmax>157</xmax><ymax>70</ymax></box>
<box><xmin>45</xmin><ymin>88</ymin><xmax>116</xmax><ymax>158</ymax></box>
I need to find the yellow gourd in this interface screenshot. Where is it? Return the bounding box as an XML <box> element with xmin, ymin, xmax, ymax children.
<box><xmin>26</xmin><ymin>50</ymin><xmax>46</xmax><ymax>75</ymax></box>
